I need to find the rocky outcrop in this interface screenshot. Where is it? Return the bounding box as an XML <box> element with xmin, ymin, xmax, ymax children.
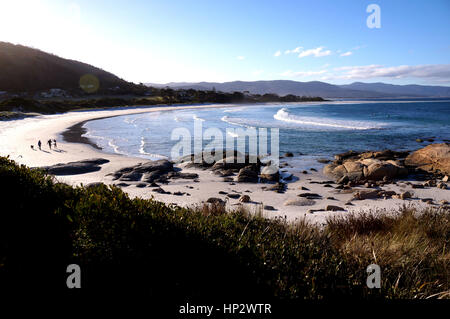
<box><xmin>323</xmin><ymin>149</ymin><xmax>409</xmax><ymax>184</ymax></box>
<box><xmin>405</xmin><ymin>143</ymin><xmax>450</xmax><ymax>175</ymax></box>
<box><xmin>39</xmin><ymin>158</ymin><xmax>109</xmax><ymax>175</ymax></box>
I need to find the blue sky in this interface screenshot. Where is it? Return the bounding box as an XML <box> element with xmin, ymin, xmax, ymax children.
<box><xmin>1</xmin><ymin>0</ymin><xmax>449</xmax><ymax>85</ymax></box>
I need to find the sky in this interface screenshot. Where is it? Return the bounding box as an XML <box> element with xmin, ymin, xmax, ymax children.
<box><xmin>1</xmin><ymin>0</ymin><xmax>449</xmax><ymax>85</ymax></box>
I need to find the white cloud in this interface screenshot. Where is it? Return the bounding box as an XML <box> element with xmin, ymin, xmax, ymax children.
<box><xmin>333</xmin><ymin>64</ymin><xmax>450</xmax><ymax>81</ymax></box>
<box><xmin>237</xmin><ymin>56</ymin><xmax>245</xmax><ymax>60</ymax></box>
<box><xmin>273</xmin><ymin>50</ymin><xmax>281</xmax><ymax>57</ymax></box>
<box><xmin>298</xmin><ymin>46</ymin><xmax>332</xmax><ymax>58</ymax></box>
<box><xmin>281</xmin><ymin>69</ymin><xmax>328</xmax><ymax>77</ymax></box>
<box><xmin>340</xmin><ymin>51</ymin><xmax>353</xmax><ymax>57</ymax></box>
<box><xmin>285</xmin><ymin>46</ymin><xmax>303</xmax><ymax>54</ymax></box>
<box><xmin>252</xmin><ymin>70</ymin><xmax>264</xmax><ymax>76</ymax></box>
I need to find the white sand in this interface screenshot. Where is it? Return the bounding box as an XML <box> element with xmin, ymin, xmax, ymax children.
<box><xmin>1</xmin><ymin>104</ymin><xmax>448</xmax><ymax>224</ymax></box>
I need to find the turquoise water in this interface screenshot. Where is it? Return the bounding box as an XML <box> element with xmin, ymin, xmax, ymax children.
<box><xmin>82</xmin><ymin>100</ymin><xmax>450</xmax><ymax>161</ymax></box>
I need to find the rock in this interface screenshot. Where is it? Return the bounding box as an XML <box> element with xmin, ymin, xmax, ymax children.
<box><xmin>412</xmin><ymin>183</ymin><xmax>425</xmax><ymax>189</ymax></box>
<box><xmin>400</xmin><ymin>191</ymin><xmax>412</xmax><ymax>200</ymax></box>
<box><xmin>378</xmin><ymin>190</ymin><xmax>397</xmax><ymax>198</ymax></box>
<box><xmin>168</xmin><ymin>172</ymin><xmax>199</xmax><ymax>179</ymax></box>
<box><xmin>298</xmin><ymin>193</ymin><xmax>322</xmax><ymax>199</ymax></box>
<box><xmin>405</xmin><ymin>143</ymin><xmax>450</xmax><ymax>175</ymax></box>
<box><xmin>308</xmin><ymin>209</ymin><xmax>325</xmax><ymax>214</ymax></box>
<box><xmin>343</xmin><ymin>161</ymin><xmax>364</xmax><ymax>182</ymax></box>
<box><xmin>39</xmin><ymin>158</ymin><xmax>110</xmax><ymax>175</ymax></box>
<box><xmin>299</xmin><ymin>186</ymin><xmax>310</xmax><ymax>190</ymax></box>
<box><xmin>119</xmin><ymin>171</ymin><xmax>143</xmax><ymax>182</ymax></box>
<box><xmin>239</xmin><ymin>195</ymin><xmax>251</xmax><ymax>203</ymax></box>
<box><xmin>263</xmin><ymin>205</ymin><xmax>276</xmax><ymax>211</ymax></box>
<box><xmin>353</xmin><ymin>190</ymin><xmax>379</xmax><ymax>200</ymax></box>
<box><xmin>223</xmin><ymin>177</ymin><xmax>234</xmax><ymax>182</ymax></box>
<box><xmin>116</xmin><ymin>182</ymin><xmax>130</xmax><ymax>187</ymax></box>
<box><xmin>334</xmin><ymin>150</ymin><xmax>359</xmax><ymax>162</ymax></box>
<box><xmin>364</xmin><ymin>162</ymin><xmax>398</xmax><ymax>181</ymax></box>
<box><xmin>173</xmin><ymin>191</ymin><xmax>185</xmax><ymax>196</ymax></box>
<box><xmin>326</xmin><ymin>197</ymin><xmax>336</xmax><ymax>200</ymax></box>
<box><xmin>326</xmin><ymin>205</ymin><xmax>345</xmax><ymax>211</ymax></box>
<box><xmin>443</xmin><ymin>175</ymin><xmax>449</xmax><ymax>182</ymax></box>
<box><xmin>420</xmin><ymin>198</ymin><xmax>433</xmax><ymax>203</ymax></box>
<box><xmin>317</xmin><ymin>158</ymin><xmax>331</xmax><ymax>164</ymax></box>
<box><xmin>310</xmin><ymin>168</ymin><xmax>318</xmax><ymax>172</ymax></box>
<box><xmin>218</xmin><ymin>191</ymin><xmax>228</xmax><ymax>195</ymax></box>
<box><xmin>284</xmin><ymin>198</ymin><xmax>316</xmax><ymax>206</ymax></box>
<box><xmin>265</xmin><ymin>182</ymin><xmax>286</xmax><ymax>193</ymax></box>
<box><xmin>237</xmin><ymin>166</ymin><xmax>259</xmax><ymax>183</ymax></box>
<box><xmin>152</xmin><ymin>187</ymin><xmax>170</xmax><ymax>194</ymax></box>
<box><xmin>337</xmin><ymin>175</ymin><xmax>349</xmax><ymax>185</ymax></box>
<box><xmin>437</xmin><ymin>182</ymin><xmax>447</xmax><ymax>189</ymax></box>
<box><xmin>260</xmin><ymin>165</ymin><xmax>280</xmax><ymax>182</ymax></box>
<box><xmin>302</xmin><ymin>170</ymin><xmax>308</xmax><ymax>174</ymax></box>
<box><xmin>345</xmin><ymin>201</ymin><xmax>354</xmax><ymax>206</ymax></box>
<box><xmin>284</xmin><ymin>152</ymin><xmax>294</xmax><ymax>157</ymax></box>
<box><xmin>440</xmin><ymin>200</ymin><xmax>449</xmax><ymax>205</ymax></box>
<box><xmin>206</xmin><ymin>197</ymin><xmax>225</xmax><ymax>204</ymax></box>
<box><xmin>227</xmin><ymin>193</ymin><xmax>240</xmax><ymax>199</ymax></box>
<box><xmin>323</xmin><ymin>184</ymin><xmax>333</xmax><ymax>188</ymax></box>
<box><xmin>135</xmin><ymin>183</ymin><xmax>147</xmax><ymax>188</ymax></box>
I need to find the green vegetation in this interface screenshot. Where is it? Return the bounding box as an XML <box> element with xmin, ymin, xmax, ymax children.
<box><xmin>0</xmin><ymin>156</ymin><xmax>448</xmax><ymax>299</ymax></box>
<box><xmin>0</xmin><ymin>89</ymin><xmax>325</xmax><ymax>116</ymax></box>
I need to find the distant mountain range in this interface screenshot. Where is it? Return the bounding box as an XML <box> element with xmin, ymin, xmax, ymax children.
<box><xmin>0</xmin><ymin>42</ymin><xmax>134</xmax><ymax>93</ymax></box>
<box><xmin>147</xmin><ymin>80</ymin><xmax>450</xmax><ymax>98</ymax></box>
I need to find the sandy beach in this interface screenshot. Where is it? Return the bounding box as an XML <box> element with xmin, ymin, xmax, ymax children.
<box><xmin>0</xmin><ymin>104</ymin><xmax>448</xmax><ymax>224</ymax></box>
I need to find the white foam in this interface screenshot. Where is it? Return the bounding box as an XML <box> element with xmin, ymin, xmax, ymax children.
<box><xmin>139</xmin><ymin>136</ymin><xmax>168</xmax><ymax>159</ymax></box>
<box><xmin>273</xmin><ymin>108</ymin><xmax>383</xmax><ymax>130</ymax></box>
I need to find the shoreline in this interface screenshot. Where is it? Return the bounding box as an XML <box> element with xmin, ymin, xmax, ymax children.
<box><xmin>0</xmin><ymin>103</ymin><xmax>448</xmax><ymax>223</ymax></box>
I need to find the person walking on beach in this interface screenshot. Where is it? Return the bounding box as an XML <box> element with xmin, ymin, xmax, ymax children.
<box><xmin>38</xmin><ymin>140</ymin><xmax>42</xmax><ymax>150</ymax></box>
<box><xmin>47</xmin><ymin>139</ymin><xmax>52</xmax><ymax>150</ymax></box>
<box><xmin>53</xmin><ymin>139</ymin><xmax>57</xmax><ymax>148</ymax></box>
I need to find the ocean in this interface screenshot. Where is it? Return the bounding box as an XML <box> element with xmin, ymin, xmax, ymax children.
<box><xmin>82</xmin><ymin>99</ymin><xmax>450</xmax><ymax>164</ymax></box>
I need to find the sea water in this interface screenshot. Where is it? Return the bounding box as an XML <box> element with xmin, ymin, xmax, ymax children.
<box><xmin>82</xmin><ymin>99</ymin><xmax>450</xmax><ymax>162</ymax></box>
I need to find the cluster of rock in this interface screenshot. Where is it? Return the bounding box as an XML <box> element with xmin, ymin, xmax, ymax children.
<box><xmin>177</xmin><ymin>151</ymin><xmax>280</xmax><ymax>183</ymax></box>
<box><xmin>109</xmin><ymin>159</ymin><xmax>198</xmax><ymax>186</ymax></box>
<box><xmin>323</xmin><ymin>149</ymin><xmax>410</xmax><ymax>185</ymax></box>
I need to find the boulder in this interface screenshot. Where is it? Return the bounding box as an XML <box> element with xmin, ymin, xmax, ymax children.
<box><xmin>364</xmin><ymin>162</ymin><xmax>399</xmax><ymax>181</ymax></box>
<box><xmin>326</xmin><ymin>205</ymin><xmax>345</xmax><ymax>211</ymax></box>
<box><xmin>260</xmin><ymin>165</ymin><xmax>280</xmax><ymax>182</ymax></box>
<box><xmin>405</xmin><ymin>143</ymin><xmax>450</xmax><ymax>175</ymax></box>
<box><xmin>39</xmin><ymin>158</ymin><xmax>109</xmax><ymax>175</ymax></box>
<box><xmin>352</xmin><ymin>190</ymin><xmax>380</xmax><ymax>200</ymax></box>
<box><xmin>237</xmin><ymin>167</ymin><xmax>259</xmax><ymax>183</ymax></box>
<box><xmin>206</xmin><ymin>197</ymin><xmax>225</xmax><ymax>205</ymax></box>
<box><xmin>239</xmin><ymin>195</ymin><xmax>251</xmax><ymax>203</ymax></box>
<box><xmin>284</xmin><ymin>198</ymin><xmax>316</xmax><ymax>206</ymax></box>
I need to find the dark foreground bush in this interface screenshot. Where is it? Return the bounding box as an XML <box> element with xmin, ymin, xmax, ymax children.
<box><xmin>0</xmin><ymin>156</ymin><xmax>448</xmax><ymax>300</ymax></box>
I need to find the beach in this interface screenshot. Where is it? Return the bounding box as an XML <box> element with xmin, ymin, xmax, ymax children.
<box><xmin>0</xmin><ymin>103</ymin><xmax>448</xmax><ymax>224</ymax></box>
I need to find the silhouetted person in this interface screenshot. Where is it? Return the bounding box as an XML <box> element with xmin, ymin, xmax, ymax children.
<box><xmin>48</xmin><ymin>139</ymin><xmax>52</xmax><ymax>150</ymax></box>
<box><xmin>53</xmin><ymin>139</ymin><xmax>57</xmax><ymax>148</ymax></box>
<box><xmin>38</xmin><ymin>140</ymin><xmax>42</xmax><ymax>150</ymax></box>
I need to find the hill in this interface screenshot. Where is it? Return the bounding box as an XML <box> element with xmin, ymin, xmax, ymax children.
<box><xmin>0</xmin><ymin>42</ymin><xmax>138</xmax><ymax>94</ymax></box>
<box><xmin>339</xmin><ymin>82</ymin><xmax>450</xmax><ymax>97</ymax></box>
<box><xmin>149</xmin><ymin>80</ymin><xmax>450</xmax><ymax>98</ymax></box>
